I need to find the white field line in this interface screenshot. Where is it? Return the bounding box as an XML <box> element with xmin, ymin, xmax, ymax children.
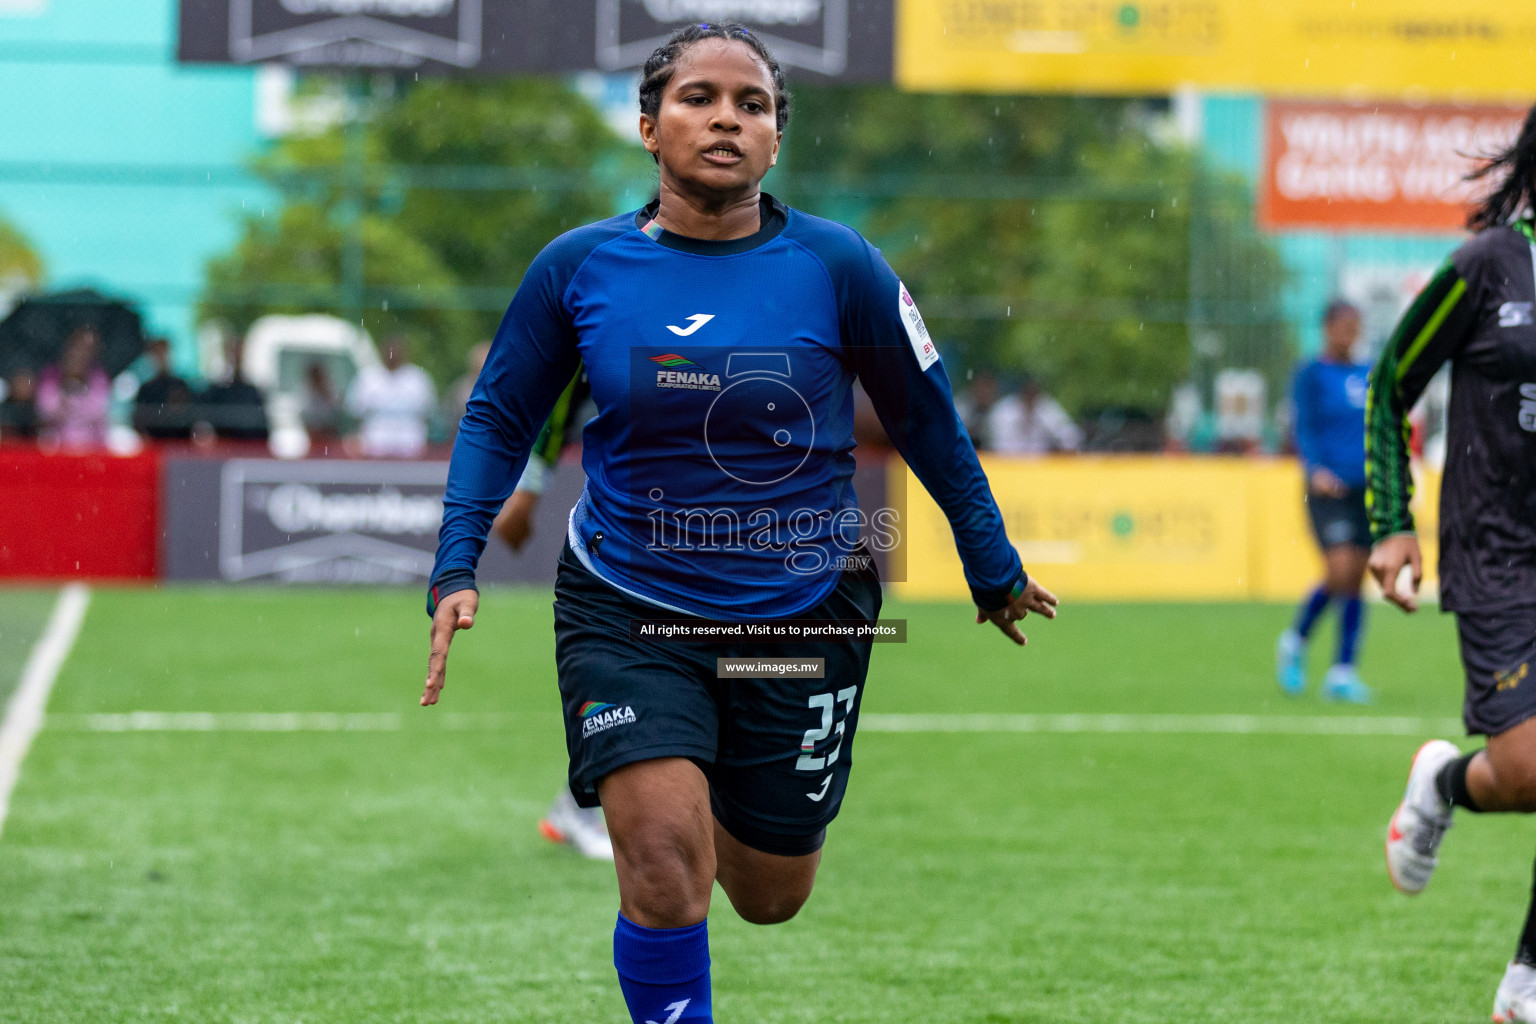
<box><xmin>44</xmin><ymin>710</ymin><xmax>1462</xmax><ymax>738</ymax></box>
<box><xmin>52</xmin><ymin>712</ymin><xmax>407</xmax><ymax>732</ymax></box>
<box><xmin>0</xmin><ymin>584</ymin><xmax>91</xmax><ymax>839</ymax></box>
<box><xmin>858</xmin><ymin>713</ymin><xmax>1465</xmax><ymax>736</ymax></box>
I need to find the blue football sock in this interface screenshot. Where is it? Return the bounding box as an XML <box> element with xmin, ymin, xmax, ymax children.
<box><xmin>1337</xmin><ymin>596</ymin><xmax>1364</xmax><ymax>666</ymax></box>
<box><xmin>613</xmin><ymin>913</ymin><xmax>712</xmax><ymax>1024</ymax></box>
<box><xmin>1293</xmin><ymin>585</ymin><xmax>1331</xmax><ymax>640</ymax></box>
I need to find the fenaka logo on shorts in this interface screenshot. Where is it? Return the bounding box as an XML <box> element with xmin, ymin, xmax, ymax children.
<box><xmin>1497</xmin><ymin>663</ymin><xmax>1530</xmax><ymax>692</ymax></box>
<box><xmin>649</xmin><ymin>354</ymin><xmax>722</xmax><ymax>392</ymax></box>
<box><xmin>580</xmin><ymin>700</ymin><xmax>638</xmax><ymax>737</ymax></box>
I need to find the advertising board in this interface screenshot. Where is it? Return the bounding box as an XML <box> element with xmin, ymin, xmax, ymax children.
<box><xmin>178</xmin><ymin>0</ymin><xmax>892</xmax><ymax>80</ymax></box>
<box><xmin>162</xmin><ymin>455</ymin><xmax>893</xmax><ymax>585</ymax></box>
<box><xmin>1259</xmin><ymin>102</ymin><xmax>1527</xmax><ymax>231</ymax></box>
<box><xmin>894</xmin><ymin>456</ymin><xmax>1442</xmax><ymax>602</ymax></box>
<box><xmin>896</xmin><ymin>1</ymin><xmax>1536</xmax><ymax>100</ymax></box>
<box><xmin>163</xmin><ymin>457</ymin><xmax>582</xmax><ymax>584</ymax></box>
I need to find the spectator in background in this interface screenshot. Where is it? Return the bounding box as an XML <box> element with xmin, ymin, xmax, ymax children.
<box><xmin>444</xmin><ymin>340</ymin><xmax>491</xmax><ymax>442</ymax></box>
<box><xmin>987</xmin><ymin>374</ymin><xmax>1083</xmax><ymax>455</ymax></box>
<box><xmin>300</xmin><ymin>360</ymin><xmax>346</xmax><ymax>447</ymax></box>
<box><xmin>953</xmin><ymin>370</ymin><xmax>1000</xmax><ymax>450</ymax></box>
<box><xmin>347</xmin><ymin>335</ymin><xmax>435</xmax><ymax>458</ymax></box>
<box><xmin>36</xmin><ymin>326</ymin><xmax>111</xmax><ymax>450</ymax></box>
<box><xmin>132</xmin><ymin>337</ymin><xmax>194</xmax><ymax>440</ymax></box>
<box><xmin>197</xmin><ymin>335</ymin><xmax>269</xmax><ymax>443</ymax></box>
<box><xmin>0</xmin><ymin>368</ymin><xmax>38</xmax><ymax>440</ymax></box>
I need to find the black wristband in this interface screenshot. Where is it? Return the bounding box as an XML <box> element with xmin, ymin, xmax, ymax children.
<box><xmin>972</xmin><ymin>570</ymin><xmax>1029</xmax><ymax>614</ymax></box>
<box><xmin>427</xmin><ymin>569</ymin><xmax>478</xmax><ymax>617</ymax></box>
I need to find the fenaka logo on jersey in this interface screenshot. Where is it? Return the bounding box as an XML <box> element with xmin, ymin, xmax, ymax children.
<box><xmin>897</xmin><ymin>281</ymin><xmax>940</xmax><ymax>372</ymax></box>
<box><xmin>649</xmin><ymin>354</ymin><xmax>722</xmax><ymax>392</ymax></box>
<box><xmin>580</xmin><ymin>700</ymin><xmax>638</xmax><ymax>737</ymax></box>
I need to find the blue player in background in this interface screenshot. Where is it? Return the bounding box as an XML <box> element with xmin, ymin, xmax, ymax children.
<box><xmin>1277</xmin><ymin>300</ymin><xmax>1374</xmax><ymax>703</ymax></box>
<box><xmin>418</xmin><ymin>24</ymin><xmax>1057</xmax><ymax>1024</ymax></box>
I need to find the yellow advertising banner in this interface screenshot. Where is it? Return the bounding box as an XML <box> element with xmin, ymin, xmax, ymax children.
<box><xmin>896</xmin><ymin>1</ymin><xmax>1536</xmax><ymax>100</ymax></box>
<box><xmin>892</xmin><ymin>456</ymin><xmax>1441</xmax><ymax>602</ymax></box>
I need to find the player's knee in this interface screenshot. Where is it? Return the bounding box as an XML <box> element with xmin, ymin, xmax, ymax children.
<box><xmin>1323</xmin><ymin>571</ymin><xmax>1360</xmax><ymax>598</ymax></box>
<box><xmin>626</xmin><ymin>887</ymin><xmax>711</xmax><ymax>928</ymax></box>
<box><xmin>622</xmin><ymin>866</ymin><xmax>712</xmax><ymax>927</ymax></box>
<box><xmin>729</xmin><ymin>888</ymin><xmax>810</xmax><ymax>926</ymax></box>
<box><xmin>615</xmin><ymin>832</ymin><xmax>714</xmax><ymax>926</ymax></box>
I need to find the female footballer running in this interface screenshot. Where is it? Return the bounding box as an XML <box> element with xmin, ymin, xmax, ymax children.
<box><xmin>1275</xmin><ymin>299</ymin><xmax>1374</xmax><ymax>703</ymax></box>
<box><xmin>418</xmin><ymin>24</ymin><xmax>1056</xmax><ymax>1024</ymax></box>
<box><xmin>1376</xmin><ymin>102</ymin><xmax>1536</xmax><ymax>1021</ymax></box>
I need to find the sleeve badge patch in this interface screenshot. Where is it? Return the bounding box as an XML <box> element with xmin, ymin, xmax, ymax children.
<box><xmin>898</xmin><ymin>281</ymin><xmax>941</xmax><ymax>372</ymax></box>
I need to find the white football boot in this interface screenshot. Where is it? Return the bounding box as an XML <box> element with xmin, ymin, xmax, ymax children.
<box><xmin>539</xmin><ymin>787</ymin><xmax>614</xmax><ymax>861</ymax></box>
<box><xmin>1385</xmin><ymin>739</ymin><xmax>1460</xmax><ymax>894</ymax></box>
<box><xmin>1493</xmin><ymin>961</ymin><xmax>1536</xmax><ymax>1023</ymax></box>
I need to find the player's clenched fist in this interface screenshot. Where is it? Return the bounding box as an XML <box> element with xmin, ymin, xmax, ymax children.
<box><xmin>1369</xmin><ymin>533</ymin><xmax>1423</xmax><ymax>614</ymax></box>
<box><xmin>422</xmin><ymin>589</ymin><xmax>478</xmax><ymax>706</ymax></box>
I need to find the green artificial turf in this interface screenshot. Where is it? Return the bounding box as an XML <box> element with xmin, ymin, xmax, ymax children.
<box><xmin>0</xmin><ymin>587</ymin><xmax>54</xmax><ymax>703</ymax></box>
<box><xmin>0</xmin><ymin>586</ymin><xmax>1523</xmax><ymax>1022</ymax></box>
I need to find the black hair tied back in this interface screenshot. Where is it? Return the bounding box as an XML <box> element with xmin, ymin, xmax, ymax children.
<box><xmin>1466</xmin><ymin>102</ymin><xmax>1536</xmax><ymax>232</ymax></box>
<box><xmin>638</xmin><ymin>22</ymin><xmax>791</xmax><ymax>133</ymax></box>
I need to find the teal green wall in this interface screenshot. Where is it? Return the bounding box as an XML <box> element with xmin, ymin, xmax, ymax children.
<box><xmin>0</xmin><ymin>0</ymin><xmax>267</xmax><ymax>373</ymax></box>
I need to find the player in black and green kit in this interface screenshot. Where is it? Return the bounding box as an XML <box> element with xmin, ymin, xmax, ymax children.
<box><xmin>1373</xmin><ymin>103</ymin><xmax>1536</xmax><ymax>1022</ymax></box>
<box><xmin>486</xmin><ymin>369</ymin><xmax>615</xmax><ymax>859</ymax></box>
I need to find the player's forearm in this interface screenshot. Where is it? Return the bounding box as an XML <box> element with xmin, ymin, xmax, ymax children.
<box><xmin>429</xmin><ymin>378</ymin><xmax>560</xmax><ymax>605</ymax></box>
<box><xmin>433</xmin><ymin>427</ymin><xmax>528</xmax><ymax>579</ymax></box>
<box><xmin>1364</xmin><ymin>329</ymin><xmax>1416</xmax><ymax>540</ymax></box>
<box><xmin>1292</xmin><ymin>413</ymin><xmax>1324</xmax><ymax>473</ymax></box>
<box><xmin>1291</xmin><ymin>376</ymin><xmax>1326</xmax><ymax>473</ymax></box>
<box><xmin>1363</xmin><ymin>391</ymin><xmax>1415</xmax><ymax>542</ymax></box>
<box><xmin>886</xmin><ymin>392</ymin><xmax>1025</xmax><ymax>608</ymax></box>
<box><xmin>1364</xmin><ymin>260</ymin><xmax>1470</xmax><ymax>541</ymax></box>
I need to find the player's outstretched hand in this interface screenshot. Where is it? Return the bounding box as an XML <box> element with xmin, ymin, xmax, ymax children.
<box><xmin>1369</xmin><ymin>533</ymin><xmax>1422</xmax><ymax>613</ymax></box>
<box><xmin>422</xmin><ymin>589</ymin><xmax>479</xmax><ymax>706</ymax></box>
<box><xmin>975</xmin><ymin>578</ymin><xmax>1059</xmax><ymax>647</ymax></box>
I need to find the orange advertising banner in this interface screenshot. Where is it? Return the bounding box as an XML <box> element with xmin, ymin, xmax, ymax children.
<box><xmin>1259</xmin><ymin>102</ymin><xmax>1527</xmax><ymax>232</ymax></box>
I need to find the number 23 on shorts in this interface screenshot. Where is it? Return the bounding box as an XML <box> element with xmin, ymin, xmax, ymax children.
<box><xmin>796</xmin><ymin>686</ymin><xmax>858</xmax><ymax>771</ymax></box>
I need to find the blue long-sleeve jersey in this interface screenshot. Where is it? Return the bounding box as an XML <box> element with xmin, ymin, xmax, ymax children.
<box><xmin>429</xmin><ymin>195</ymin><xmax>1024</xmax><ymax>619</ymax></box>
<box><xmin>1293</xmin><ymin>357</ymin><xmax>1369</xmax><ymax>488</ymax></box>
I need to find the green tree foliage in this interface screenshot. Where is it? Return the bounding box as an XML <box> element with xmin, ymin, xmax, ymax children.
<box><xmin>777</xmin><ymin>89</ymin><xmax>1289</xmax><ymax>418</ymax></box>
<box><xmin>0</xmin><ymin>213</ymin><xmax>44</xmax><ymax>289</ymax></box>
<box><xmin>376</xmin><ymin>78</ymin><xmax>650</xmax><ymax>292</ymax></box>
<box><xmin>1006</xmin><ymin>144</ymin><xmax>1290</xmax><ymax>417</ymax></box>
<box><xmin>202</xmin><ymin>204</ymin><xmax>474</xmax><ymax>383</ymax></box>
<box><xmin>199</xmin><ymin>76</ymin><xmax>1288</xmax><ymax>417</ymax></box>
<box><xmin>199</xmin><ymin>77</ymin><xmax>645</xmax><ymax>385</ymax></box>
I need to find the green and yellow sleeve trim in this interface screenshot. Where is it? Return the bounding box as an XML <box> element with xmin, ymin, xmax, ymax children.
<box><xmin>1364</xmin><ymin>260</ymin><xmax>1468</xmax><ymax>543</ymax></box>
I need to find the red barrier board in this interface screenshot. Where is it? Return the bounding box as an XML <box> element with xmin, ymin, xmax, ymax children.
<box><xmin>0</xmin><ymin>446</ymin><xmax>161</xmax><ymax>580</ymax></box>
<box><xmin>1259</xmin><ymin>101</ymin><xmax>1527</xmax><ymax>231</ymax></box>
